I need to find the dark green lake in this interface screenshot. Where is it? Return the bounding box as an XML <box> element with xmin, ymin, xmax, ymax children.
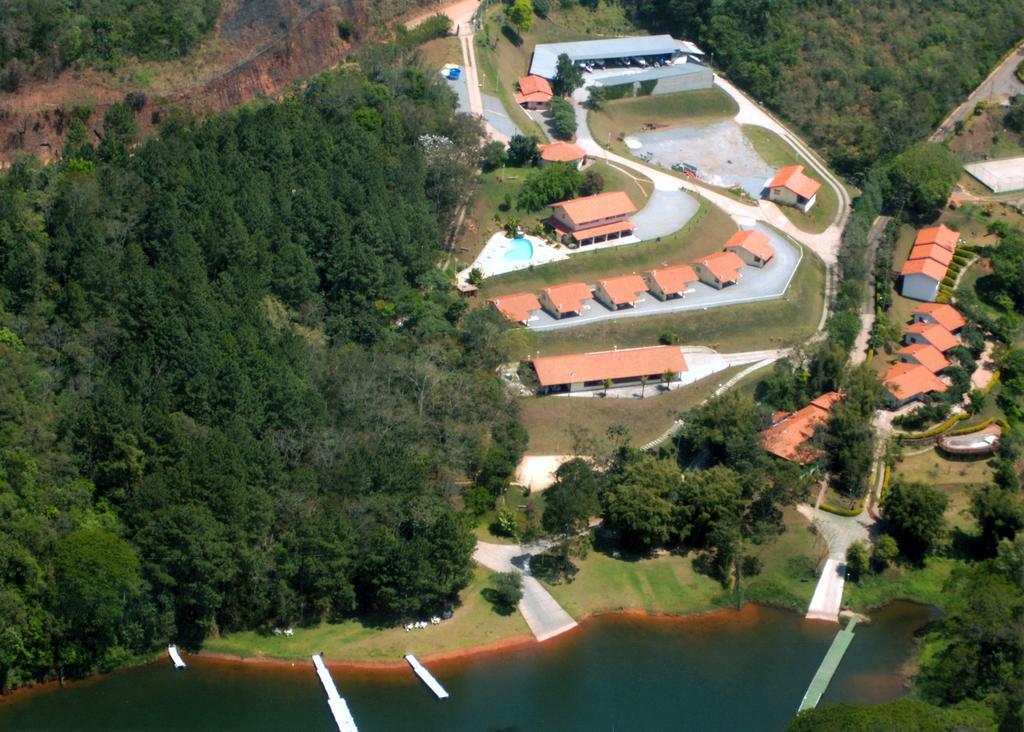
<box><xmin>0</xmin><ymin>602</ymin><xmax>935</xmax><ymax>732</ymax></box>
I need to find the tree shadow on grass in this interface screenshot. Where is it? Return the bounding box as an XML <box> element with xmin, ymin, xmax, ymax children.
<box><xmin>481</xmin><ymin>588</ymin><xmax>517</xmax><ymax>616</ymax></box>
<box><xmin>500</xmin><ymin>24</ymin><xmax>523</xmax><ymax>47</ymax></box>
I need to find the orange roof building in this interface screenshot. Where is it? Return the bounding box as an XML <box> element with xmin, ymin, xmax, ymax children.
<box><xmin>762</xmin><ymin>391</ymin><xmax>843</xmax><ymax>463</ymax></box>
<box><xmin>904</xmin><ymin>322</ymin><xmax>959</xmax><ymax>353</ymax></box>
<box><xmin>912</xmin><ymin>303</ymin><xmax>966</xmax><ymax>333</ymax></box>
<box><xmin>538</xmin><ymin>141</ymin><xmax>587</xmax><ymax>166</ymax></box>
<box><xmin>515</xmin><ymin>75</ymin><xmax>554</xmax><ymax>108</ymax></box>
<box><xmin>766</xmin><ymin>165</ymin><xmax>821</xmax><ymax>212</ymax></box>
<box><xmin>550</xmin><ymin>191</ymin><xmax>637</xmax><ymax>247</ymax></box>
<box><xmin>539</xmin><ymin>282</ymin><xmax>593</xmax><ymax>318</ymax></box>
<box><xmin>908</xmin><ymin>243</ymin><xmax>954</xmax><ymax>268</ymax></box>
<box><xmin>489</xmin><ymin>292</ymin><xmax>542</xmax><ymax>325</ymax></box>
<box><xmin>724</xmin><ymin>229</ymin><xmax>775</xmax><ymax>268</ymax></box>
<box><xmin>900</xmin><ymin>255</ymin><xmax>947</xmax><ymax>302</ymax></box>
<box><xmin>645</xmin><ymin>264</ymin><xmax>698</xmax><ymax>300</ymax></box>
<box><xmin>693</xmin><ymin>251</ymin><xmax>746</xmax><ymax>289</ymax></box>
<box><xmin>594</xmin><ymin>273</ymin><xmax>648</xmax><ymax>310</ymax></box>
<box><xmin>915</xmin><ymin>224</ymin><xmax>960</xmax><ymax>253</ymax></box>
<box><xmin>532</xmin><ymin>345</ymin><xmax>687</xmax><ymax>393</ymax></box>
<box><xmin>897</xmin><ymin>343</ymin><xmax>951</xmax><ymax>373</ymax></box>
<box><xmin>882</xmin><ymin>362</ymin><xmax>948</xmax><ymax>406</ymax></box>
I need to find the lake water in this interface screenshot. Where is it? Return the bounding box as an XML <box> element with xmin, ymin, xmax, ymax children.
<box><xmin>0</xmin><ymin>602</ymin><xmax>935</xmax><ymax>732</ymax></box>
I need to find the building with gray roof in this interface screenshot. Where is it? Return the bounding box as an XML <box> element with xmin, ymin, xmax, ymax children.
<box><xmin>529</xmin><ymin>35</ymin><xmax>703</xmax><ymax>79</ymax></box>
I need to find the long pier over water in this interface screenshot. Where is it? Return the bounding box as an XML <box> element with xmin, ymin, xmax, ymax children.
<box><xmin>798</xmin><ymin>617</ymin><xmax>858</xmax><ymax>713</ymax></box>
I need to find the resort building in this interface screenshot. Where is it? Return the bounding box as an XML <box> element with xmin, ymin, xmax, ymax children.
<box><xmin>489</xmin><ymin>292</ymin><xmax>542</xmax><ymax>325</ymax></box>
<box><xmin>914</xmin><ymin>224</ymin><xmax>960</xmax><ymax>252</ymax></box>
<box><xmin>515</xmin><ymin>75</ymin><xmax>554</xmax><ymax>108</ymax></box>
<box><xmin>532</xmin><ymin>345</ymin><xmax>687</xmax><ymax>394</ymax></box>
<box><xmin>693</xmin><ymin>251</ymin><xmax>746</xmax><ymax>289</ymax></box>
<box><xmin>594</xmin><ymin>273</ymin><xmax>648</xmax><ymax>310</ymax></box>
<box><xmin>882</xmin><ymin>362</ymin><xmax>948</xmax><ymax>408</ymax></box>
<box><xmin>538</xmin><ymin>141</ymin><xmax>587</xmax><ymax>169</ymax></box>
<box><xmin>904</xmin><ymin>322</ymin><xmax>959</xmax><ymax>353</ymax></box>
<box><xmin>765</xmin><ymin>165</ymin><xmax>820</xmax><ymax>213</ymax></box>
<box><xmin>912</xmin><ymin>303</ymin><xmax>966</xmax><ymax>333</ymax></box>
<box><xmin>899</xmin><ymin>257</ymin><xmax>946</xmax><ymax>302</ymax></box>
<box><xmin>539</xmin><ymin>281</ymin><xmax>593</xmax><ymax>319</ymax></box>
<box><xmin>724</xmin><ymin>229</ymin><xmax>775</xmax><ymax>267</ymax></box>
<box><xmin>645</xmin><ymin>264</ymin><xmax>698</xmax><ymax>300</ymax></box>
<box><xmin>528</xmin><ymin>36</ymin><xmax>704</xmax><ymax>79</ymax></box>
<box><xmin>549</xmin><ymin>191</ymin><xmax>637</xmax><ymax>247</ymax></box>
<box><xmin>896</xmin><ymin>343</ymin><xmax>951</xmax><ymax>374</ymax></box>
<box><xmin>907</xmin><ymin>242</ymin><xmax>954</xmax><ymax>269</ymax></box>
<box><xmin>591</xmin><ymin>64</ymin><xmax>713</xmax><ymax>96</ymax></box>
<box><xmin>762</xmin><ymin>391</ymin><xmax>842</xmax><ymax>464</ymax></box>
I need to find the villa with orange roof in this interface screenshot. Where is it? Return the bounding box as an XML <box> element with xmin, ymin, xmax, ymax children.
<box><xmin>912</xmin><ymin>303</ymin><xmax>966</xmax><ymax>333</ymax></box>
<box><xmin>693</xmin><ymin>251</ymin><xmax>746</xmax><ymax>289</ymax></box>
<box><xmin>882</xmin><ymin>362</ymin><xmax>948</xmax><ymax>408</ymax></box>
<box><xmin>549</xmin><ymin>191</ymin><xmax>637</xmax><ymax>248</ymax></box>
<box><xmin>904</xmin><ymin>322</ymin><xmax>959</xmax><ymax>353</ymax></box>
<box><xmin>489</xmin><ymin>292</ymin><xmax>542</xmax><ymax>325</ymax></box>
<box><xmin>900</xmin><ymin>256</ymin><xmax>947</xmax><ymax>302</ymax></box>
<box><xmin>538</xmin><ymin>141</ymin><xmax>587</xmax><ymax>169</ymax></box>
<box><xmin>594</xmin><ymin>273</ymin><xmax>648</xmax><ymax>310</ymax></box>
<box><xmin>539</xmin><ymin>282</ymin><xmax>593</xmax><ymax>319</ymax></box>
<box><xmin>765</xmin><ymin>165</ymin><xmax>821</xmax><ymax>212</ymax></box>
<box><xmin>645</xmin><ymin>264</ymin><xmax>698</xmax><ymax>300</ymax></box>
<box><xmin>724</xmin><ymin>229</ymin><xmax>775</xmax><ymax>268</ymax></box>
<box><xmin>915</xmin><ymin>224</ymin><xmax>960</xmax><ymax>253</ymax></box>
<box><xmin>762</xmin><ymin>391</ymin><xmax>842</xmax><ymax>463</ymax></box>
<box><xmin>896</xmin><ymin>343</ymin><xmax>950</xmax><ymax>374</ymax></box>
<box><xmin>515</xmin><ymin>75</ymin><xmax>554</xmax><ymax>109</ymax></box>
<box><xmin>532</xmin><ymin>345</ymin><xmax>686</xmax><ymax>394</ymax></box>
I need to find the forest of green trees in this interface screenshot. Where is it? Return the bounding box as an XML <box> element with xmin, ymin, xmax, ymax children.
<box><xmin>0</xmin><ymin>46</ymin><xmax>533</xmax><ymax>690</ymax></box>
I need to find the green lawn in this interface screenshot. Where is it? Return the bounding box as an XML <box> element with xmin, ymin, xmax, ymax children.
<box><xmin>843</xmin><ymin>557</ymin><xmax>962</xmax><ymax>612</ymax></box>
<box><xmin>474</xmin><ymin>486</ymin><xmax>547</xmax><ymax>543</ymax></box>
<box><xmin>742</xmin><ymin>125</ymin><xmax>839</xmax><ymax>234</ymax></box>
<box><xmin>417</xmin><ymin>35</ymin><xmax>461</xmax><ymax>70</ymax></box>
<box><xmin>523</xmin><ymin>243</ymin><xmax>825</xmax><ymax>357</ymax></box>
<box><xmin>479</xmin><ymin>198</ymin><xmax>734</xmax><ymax>297</ymax></box>
<box><xmin>893</xmin><ymin>448</ymin><xmax>992</xmax><ymax>532</ymax></box>
<box><xmin>203</xmin><ymin>566</ymin><xmax>530</xmax><ymax>663</ymax></box>
<box><xmin>517</xmin><ymin>365</ymin><xmax>745</xmax><ymax>454</ymax></box>
<box><xmin>742</xmin><ymin>507</ymin><xmax>828</xmax><ymax>612</ymax></box>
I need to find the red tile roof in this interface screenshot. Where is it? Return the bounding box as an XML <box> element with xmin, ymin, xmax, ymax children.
<box><xmin>646</xmin><ymin>264</ymin><xmax>698</xmax><ymax>296</ymax></box>
<box><xmin>913</xmin><ymin>303</ymin><xmax>966</xmax><ymax>332</ymax></box>
<box><xmin>489</xmin><ymin>292</ymin><xmax>542</xmax><ymax>324</ymax></box>
<box><xmin>570</xmin><ymin>219</ymin><xmax>635</xmax><ymax>241</ymax></box>
<box><xmin>695</xmin><ymin>251</ymin><xmax>746</xmax><ymax>283</ymax></box>
<box><xmin>518</xmin><ymin>75</ymin><xmax>553</xmax><ymax>97</ymax></box>
<box><xmin>516</xmin><ymin>90</ymin><xmax>555</xmax><ymax>104</ymax></box>
<box><xmin>909</xmin><ymin>243</ymin><xmax>954</xmax><ymax>268</ymax></box>
<box><xmin>762</xmin><ymin>391</ymin><xmax>842</xmax><ymax>463</ymax></box>
<box><xmin>915</xmin><ymin>224</ymin><xmax>959</xmax><ymax>252</ymax></box>
<box><xmin>539</xmin><ymin>141</ymin><xmax>586</xmax><ymax>162</ymax></box>
<box><xmin>900</xmin><ymin>257</ymin><xmax>947</xmax><ymax>281</ymax></box>
<box><xmin>724</xmin><ymin>229</ymin><xmax>775</xmax><ymax>262</ymax></box>
<box><xmin>905</xmin><ymin>322</ymin><xmax>959</xmax><ymax>353</ymax></box>
<box><xmin>897</xmin><ymin>343</ymin><xmax>951</xmax><ymax>373</ymax></box>
<box><xmin>767</xmin><ymin>165</ymin><xmax>821</xmax><ymax>200</ymax></box>
<box><xmin>532</xmin><ymin>346</ymin><xmax>687</xmax><ymax>387</ymax></box>
<box><xmin>597</xmin><ymin>273</ymin><xmax>647</xmax><ymax>305</ymax></box>
<box><xmin>882</xmin><ymin>362</ymin><xmax>948</xmax><ymax>402</ymax></box>
<box><xmin>541</xmin><ymin>282</ymin><xmax>593</xmax><ymax>314</ymax></box>
<box><xmin>553</xmin><ymin>191</ymin><xmax>637</xmax><ymax>227</ymax></box>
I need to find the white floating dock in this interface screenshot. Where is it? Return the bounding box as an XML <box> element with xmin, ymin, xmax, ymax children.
<box><xmin>312</xmin><ymin>654</ymin><xmax>358</xmax><ymax>732</ymax></box>
<box><xmin>167</xmin><ymin>644</ymin><xmax>186</xmax><ymax>669</ymax></box>
<box><xmin>404</xmin><ymin>654</ymin><xmax>449</xmax><ymax>699</ymax></box>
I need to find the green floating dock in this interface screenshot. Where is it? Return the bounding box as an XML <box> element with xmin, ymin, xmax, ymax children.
<box><xmin>797</xmin><ymin>618</ymin><xmax>858</xmax><ymax>713</ymax></box>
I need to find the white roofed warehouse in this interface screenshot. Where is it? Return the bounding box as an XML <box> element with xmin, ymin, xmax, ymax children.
<box><xmin>528</xmin><ymin>35</ymin><xmax>704</xmax><ymax>79</ymax></box>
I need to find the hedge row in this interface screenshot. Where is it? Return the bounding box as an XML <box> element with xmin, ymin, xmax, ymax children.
<box><xmin>820</xmin><ymin>500</ymin><xmax>863</xmax><ymax>517</ymax></box>
<box><xmin>903</xmin><ymin>412</ymin><xmax>970</xmax><ymax>440</ymax></box>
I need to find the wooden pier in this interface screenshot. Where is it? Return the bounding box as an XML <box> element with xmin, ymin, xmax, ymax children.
<box><xmin>167</xmin><ymin>645</ymin><xmax>186</xmax><ymax>670</ymax></box>
<box><xmin>312</xmin><ymin>654</ymin><xmax>359</xmax><ymax>732</ymax></box>
<box><xmin>797</xmin><ymin>618</ymin><xmax>858</xmax><ymax>713</ymax></box>
<box><xmin>404</xmin><ymin>654</ymin><xmax>450</xmax><ymax>699</ymax></box>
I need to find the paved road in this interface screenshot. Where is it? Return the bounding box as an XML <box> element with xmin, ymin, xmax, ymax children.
<box><xmin>482</xmin><ymin>93</ymin><xmax>523</xmax><ymax>139</ymax></box>
<box><xmin>632</xmin><ymin>188</ymin><xmax>700</xmax><ymax>240</ymax></box>
<box><xmin>932</xmin><ymin>43</ymin><xmax>1024</xmax><ymax>142</ymax></box>
<box><xmin>849</xmin><ymin>215</ymin><xmax>892</xmax><ymax>366</ymax></box>
<box><xmin>527</xmin><ymin>223</ymin><xmax>801</xmax><ymax>332</ymax></box>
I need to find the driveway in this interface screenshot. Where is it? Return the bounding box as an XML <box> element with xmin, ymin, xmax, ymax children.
<box><xmin>482</xmin><ymin>93</ymin><xmax>523</xmax><ymax>140</ymax></box>
<box><xmin>632</xmin><ymin>188</ymin><xmax>700</xmax><ymax>240</ymax></box>
<box><xmin>526</xmin><ymin>223</ymin><xmax>802</xmax><ymax>332</ymax></box>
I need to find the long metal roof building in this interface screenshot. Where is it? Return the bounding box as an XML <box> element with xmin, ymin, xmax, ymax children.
<box><xmin>529</xmin><ymin>35</ymin><xmax>703</xmax><ymax>79</ymax></box>
<box><xmin>592</xmin><ymin>62</ymin><xmax>711</xmax><ymax>88</ymax></box>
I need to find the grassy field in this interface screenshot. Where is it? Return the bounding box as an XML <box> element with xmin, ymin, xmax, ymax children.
<box><xmin>893</xmin><ymin>448</ymin><xmax>992</xmax><ymax>532</ymax></box>
<box><xmin>947</xmin><ymin>105</ymin><xmax>1024</xmax><ymax>163</ymax></box>
<box><xmin>203</xmin><ymin>566</ymin><xmax>530</xmax><ymax>663</ymax></box>
<box><xmin>517</xmin><ymin>365</ymin><xmax>745</xmax><ymax>454</ymax></box>
<box><xmin>474</xmin><ymin>486</ymin><xmax>548</xmax><ymax>544</ymax></box>
<box><xmin>544</xmin><ymin>507</ymin><xmax>822</xmax><ymax>618</ymax></box>
<box><xmin>523</xmin><ymin>243</ymin><xmax>825</xmax><ymax>357</ymax></box>
<box><xmin>742</xmin><ymin>125</ymin><xmax>839</xmax><ymax>234</ymax></box>
<box><xmin>478</xmin><ymin>198</ymin><xmax>733</xmax><ymax>296</ymax></box>
<box><xmin>742</xmin><ymin>507</ymin><xmax>828</xmax><ymax>611</ymax></box>
<box><xmin>844</xmin><ymin>557</ymin><xmax>962</xmax><ymax>612</ymax></box>
<box><xmin>417</xmin><ymin>35</ymin><xmax>461</xmax><ymax>70</ymax></box>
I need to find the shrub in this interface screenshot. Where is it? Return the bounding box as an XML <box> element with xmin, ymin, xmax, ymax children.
<box><xmin>549</xmin><ymin>97</ymin><xmax>577</xmax><ymax>140</ymax></box>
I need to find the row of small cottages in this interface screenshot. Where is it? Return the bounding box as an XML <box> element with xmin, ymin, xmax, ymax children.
<box><xmin>899</xmin><ymin>224</ymin><xmax>961</xmax><ymax>302</ymax></box>
<box><xmin>881</xmin><ymin>303</ymin><xmax>967</xmax><ymax>407</ymax></box>
<box><xmin>489</xmin><ymin>229</ymin><xmax>775</xmax><ymax>325</ymax></box>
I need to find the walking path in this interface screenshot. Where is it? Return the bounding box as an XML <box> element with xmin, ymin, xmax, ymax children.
<box><xmin>473</xmin><ymin>540</ymin><xmax>578</xmax><ymax>642</ymax></box>
<box><xmin>850</xmin><ymin>216</ymin><xmax>892</xmax><ymax>366</ymax></box>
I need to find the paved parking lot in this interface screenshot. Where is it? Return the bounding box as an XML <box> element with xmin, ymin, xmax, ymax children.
<box><xmin>524</xmin><ymin>223</ymin><xmax>801</xmax><ymax>332</ymax></box>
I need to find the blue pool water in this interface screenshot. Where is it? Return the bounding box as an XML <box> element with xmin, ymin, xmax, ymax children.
<box><xmin>505</xmin><ymin>237</ymin><xmax>533</xmax><ymax>261</ymax></box>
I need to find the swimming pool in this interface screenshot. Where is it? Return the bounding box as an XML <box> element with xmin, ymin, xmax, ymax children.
<box><xmin>505</xmin><ymin>237</ymin><xmax>534</xmax><ymax>261</ymax></box>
